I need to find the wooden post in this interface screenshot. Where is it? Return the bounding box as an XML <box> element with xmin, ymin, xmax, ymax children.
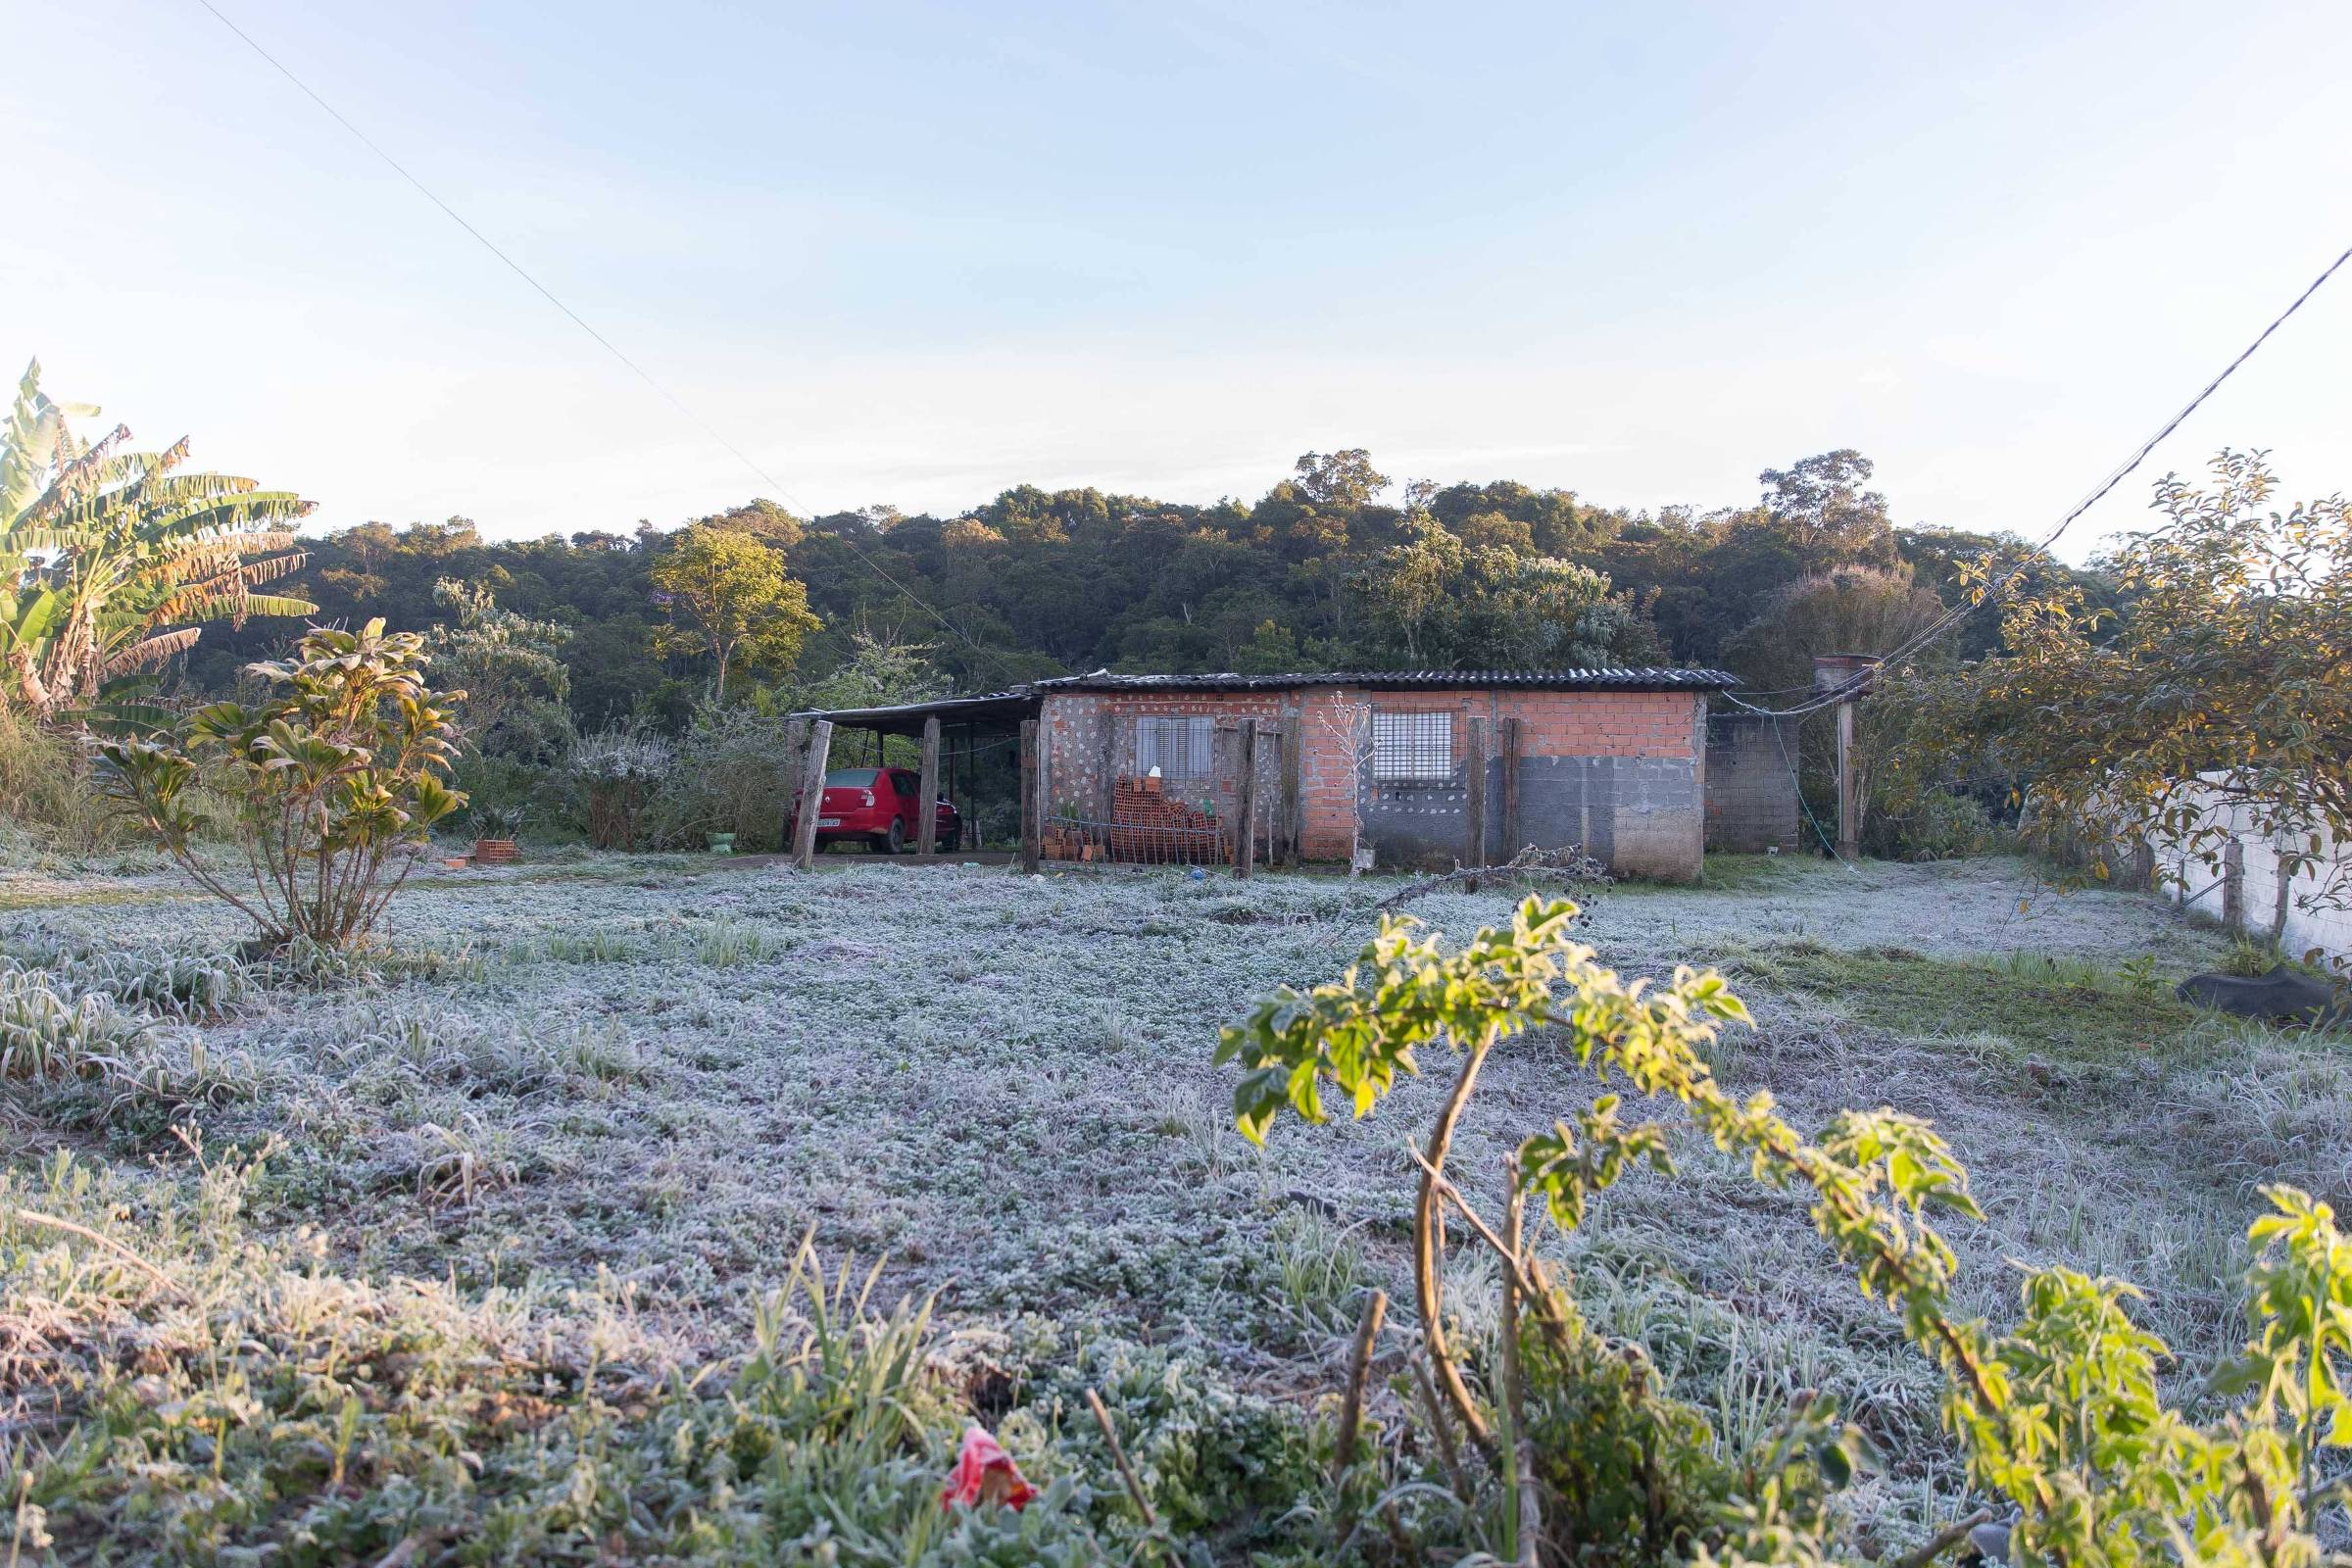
<box><xmin>782</xmin><ymin>717</ymin><xmax>809</xmax><ymax>852</ymax></box>
<box><xmin>1835</xmin><ymin>697</ymin><xmax>1860</xmax><ymax>858</ymax></box>
<box><xmin>1279</xmin><ymin>714</ymin><xmax>1302</xmax><ymax>867</ymax></box>
<box><xmin>790</xmin><ymin>719</ymin><xmax>833</xmax><ymax>871</ymax></box>
<box><xmin>915</xmin><ymin>714</ymin><xmax>941</xmax><ymax>858</ymax></box>
<box><xmin>1019</xmin><ymin>718</ymin><xmax>1041</xmax><ymax>873</ymax></box>
<box><xmin>1233</xmin><ymin>717</ymin><xmax>1258</xmax><ymax>879</ymax></box>
<box><xmin>2223</xmin><ymin>837</ymin><xmax>2246</xmax><ymax>932</ymax></box>
<box><xmin>1499</xmin><ymin>716</ymin><xmax>1521</xmax><ymax>860</ymax></box>
<box><xmin>1464</xmin><ymin>715</ymin><xmax>1489</xmax><ymax>871</ymax></box>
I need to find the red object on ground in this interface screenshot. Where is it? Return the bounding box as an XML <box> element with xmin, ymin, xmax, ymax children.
<box><xmin>940</xmin><ymin>1424</ymin><xmax>1037</xmax><ymax>1511</ymax></box>
<box><xmin>786</xmin><ymin>767</ymin><xmax>961</xmax><ymax>855</ymax></box>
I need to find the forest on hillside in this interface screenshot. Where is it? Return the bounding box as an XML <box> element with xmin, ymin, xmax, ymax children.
<box><xmin>176</xmin><ymin>447</ymin><xmax>2112</xmax><ymax>729</ymax></box>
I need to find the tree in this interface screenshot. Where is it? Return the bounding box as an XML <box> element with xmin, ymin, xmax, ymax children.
<box><xmin>1757</xmin><ymin>449</ymin><xmax>1897</xmax><ymax>563</ymax></box>
<box><xmin>95</xmin><ymin>619</ymin><xmax>465</xmax><ymax>951</ymax></box>
<box><xmin>0</xmin><ymin>361</ymin><xmax>315</xmax><ymax>721</ymax></box>
<box><xmin>794</xmin><ymin>629</ymin><xmax>945</xmax><ymax>712</ymax></box>
<box><xmin>1352</xmin><ymin>514</ymin><xmax>1658</xmax><ymax>668</ymax></box>
<box><xmin>1717</xmin><ymin>564</ymin><xmax>1950</xmax><ymax>695</ymax></box>
<box><xmin>1291</xmin><ymin>449</ymin><xmax>1391</xmax><ymax>510</ymax></box>
<box><xmin>1880</xmin><ymin>450</ymin><xmax>2352</xmax><ymax>930</ymax></box>
<box><xmin>649</xmin><ymin>523</ymin><xmax>820</xmax><ymax>699</ymax></box>
<box><xmin>424</xmin><ymin>578</ymin><xmax>573</xmax><ymax>764</ymax></box>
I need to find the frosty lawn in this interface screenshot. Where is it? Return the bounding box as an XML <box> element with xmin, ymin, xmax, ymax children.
<box><xmin>2</xmin><ymin>851</ymin><xmax>2342</xmax><ymax>1555</ymax></box>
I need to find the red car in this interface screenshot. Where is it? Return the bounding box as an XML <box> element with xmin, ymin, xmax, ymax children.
<box><xmin>790</xmin><ymin>767</ymin><xmax>961</xmax><ymax>854</ymax></box>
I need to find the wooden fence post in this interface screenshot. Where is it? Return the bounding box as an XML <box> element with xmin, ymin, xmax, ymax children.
<box><xmin>2223</xmin><ymin>837</ymin><xmax>2246</xmax><ymax>932</ymax></box>
<box><xmin>1835</xmin><ymin>697</ymin><xmax>1860</xmax><ymax>858</ymax></box>
<box><xmin>1232</xmin><ymin>718</ymin><xmax>1259</xmax><ymax>879</ymax></box>
<box><xmin>791</xmin><ymin>719</ymin><xmax>833</xmax><ymax>871</ymax></box>
<box><xmin>1463</xmin><ymin>715</ymin><xmax>1488</xmax><ymax>871</ymax></box>
<box><xmin>1019</xmin><ymin>718</ymin><xmax>1042</xmax><ymax>874</ymax></box>
<box><xmin>915</xmin><ymin>714</ymin><xmax>941</xmax><ymax>858</ymax></box>
<box><xmin>1499</xmin><ymin>716</ymin><xmax>1521</xmax><ymax>859</ymax></box>
<box><xmin>781</xmin><ymin>717</ymin><xmax>809</xmax><ymax>853</ymax></box>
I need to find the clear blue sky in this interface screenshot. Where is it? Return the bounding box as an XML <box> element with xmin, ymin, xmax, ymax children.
<box><xmin>8</xmin><ymin>0</ymin><xmax>2349</xmax><ymax>558</ymax></box>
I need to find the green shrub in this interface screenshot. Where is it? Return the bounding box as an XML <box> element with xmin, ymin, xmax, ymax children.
<box><xmin>1866</xmin><ymin>789</ymin><xmax>1999</xmax><ymax>861</ymax></box>
<box><xmin>648</xmin><ymin>702</ymin><xmax>799</xmax><ymax>853</ymax></box>
<box><xmin>560</xmin><ymin>721</ymin><xmax>672</xmax><ymax>851</ymax></box>
<box><xmin>94</xmin><ymin>619</ymin><xmax>466</xmax><ymax>951</ymax></box>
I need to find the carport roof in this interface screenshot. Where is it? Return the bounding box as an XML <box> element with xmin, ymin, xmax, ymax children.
<box><xmin>786</xmin><ymin>688</ymin><xmax>1040</xmax><ymax>736</ymax></box>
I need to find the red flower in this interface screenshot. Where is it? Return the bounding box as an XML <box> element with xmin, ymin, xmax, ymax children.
<box><xmin>940</xmin><ymin>1424</ymin><xmax>1038</xmax><ymax>1511</ymax></box>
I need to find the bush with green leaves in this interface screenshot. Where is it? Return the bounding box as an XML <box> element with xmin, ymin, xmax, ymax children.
<box><xmin>648</xmin><ymin>701</ymin><xmax>799</xmax><ymax>852</ymax></box>
<box><xmin>94</xmin><ymin>618</ymin><xmax>464</xmax><ymax>951</ymax></box>
<box><xmin>1218</xmin><ymin>896</ymin><xmax>2352</xmax><ymax>1567</ymax></box>
<box><xmin>1866</xmin><ymin>789</ymin><xmax>2000</xmax><ymax>862</ymax></box>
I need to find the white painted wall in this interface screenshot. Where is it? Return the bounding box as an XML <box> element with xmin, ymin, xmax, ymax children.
<box><xmin>2152</xmin><ymin>783</ymin><xmax>2352</xmax><ymax>964</ymax></box>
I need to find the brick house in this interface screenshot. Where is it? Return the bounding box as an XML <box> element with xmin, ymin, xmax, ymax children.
<box><xmin>1031</xmin><ymin>669</ymin><xmax>1733</xmax><ymax>880</ymax></box>
<box><xmin>798</xmin><ymin>667</ymin><xmax>1767</xmax><ymax>880</ymax></box>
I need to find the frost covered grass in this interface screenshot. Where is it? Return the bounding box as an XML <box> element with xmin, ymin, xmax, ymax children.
<box><xmin>0</xmin><ymin>850</ymin><xmax>2324</xmax><ymax>1560</ymax></box>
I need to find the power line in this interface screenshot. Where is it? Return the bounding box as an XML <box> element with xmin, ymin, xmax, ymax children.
<box><xmin>191</xmin><ymin>0</ymin><xmax>1026</xmax><ymax>685</ymax></box>
<box><xmin>1730</xmin><ymin>236</ymin><xmax>2352</xmax><ymax>719</ymax></box>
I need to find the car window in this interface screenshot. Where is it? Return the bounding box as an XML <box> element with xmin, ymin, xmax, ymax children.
<box><xmin>823</xmin><ymin>768</ymin><xmax>879</xmax><ymax>787</ymax></box>
<box><xmin>895</xmin><ymin>770</ymin><xmax>919</xmax><ymax>797</ymax></box>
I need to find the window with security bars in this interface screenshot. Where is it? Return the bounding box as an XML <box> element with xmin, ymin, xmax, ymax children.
<box><xmin>1136</xmin><ymin>715</ymin><xmax>1215</xmax><ymax>779</ymax></box>
<box><xmin>1371</xmin><ymin>710</ymin><xmax>1455</xmax><ymax>781</ymax></box>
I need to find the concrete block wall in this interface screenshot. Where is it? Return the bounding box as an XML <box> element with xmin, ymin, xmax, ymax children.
<box><xmin>1322</xmin><ymin>686</ymin><xmax>1704</xmax><ymax>880</ymax></box>
<box><xmin>1704</xmin><ymin>710</ymin><xmax>1801</xmax><ymax>854</ymax></box>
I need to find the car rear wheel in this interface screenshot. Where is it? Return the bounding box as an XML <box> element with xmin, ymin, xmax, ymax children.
<box><xmin>884</xmin><ymin>818</ymin><xmax>906</xmax><ymax>854</ymax></box>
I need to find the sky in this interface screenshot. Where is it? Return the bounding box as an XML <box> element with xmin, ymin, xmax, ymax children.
<box><xmin>7</xmin><ymin>0</ymin><xmax>2350</xmax><ymax>561</ymax></box>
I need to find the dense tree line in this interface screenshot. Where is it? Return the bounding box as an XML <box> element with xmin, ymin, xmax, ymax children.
<box><xmin>179</xmin><ymin>448</ymin><xmax>2112</xmax><ymax>728</ymax></box>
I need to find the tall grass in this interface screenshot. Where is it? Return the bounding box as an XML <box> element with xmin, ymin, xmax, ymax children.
<box><xmin>0</xmin><ymin>707</ymin><xmax>122</xmax><ymax>852</ymax></box>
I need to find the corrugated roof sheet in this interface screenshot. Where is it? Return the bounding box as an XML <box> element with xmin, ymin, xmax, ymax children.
<box><xmin>1033</xmin><ymin>667</ymin><xmax>1740</xmax><ymax>693</ymax></box>
<box><xmin>792</xmin><ymin>666</ymin><xmax>1738</xmax><ymax>728</ymax></box>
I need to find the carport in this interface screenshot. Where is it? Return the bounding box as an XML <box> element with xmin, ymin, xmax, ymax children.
<box><xmin>784</xmin><ymin>688</ymin><xmax>1040</xmax><ymax>863</ymax></box>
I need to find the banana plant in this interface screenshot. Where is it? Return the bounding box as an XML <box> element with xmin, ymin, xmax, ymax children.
<box><xmin>0</xmin><ymin>360</ymin><xmax>317</xmax><ymax>722</ymax></box>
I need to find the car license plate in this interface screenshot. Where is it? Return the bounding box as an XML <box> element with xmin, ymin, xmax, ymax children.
<box><xmin>818</xmin><ymin>816</ymin><xmax>841</xmax><ymax>827</ymax></box>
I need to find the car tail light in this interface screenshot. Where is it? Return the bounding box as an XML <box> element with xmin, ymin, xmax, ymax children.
<box><xmin>860</xmin><ymin>789</ymin><xmax>874</xmax><ymax>807</ymax></box>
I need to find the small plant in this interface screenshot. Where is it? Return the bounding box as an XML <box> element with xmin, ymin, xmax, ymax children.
<box><xmin>0</xmin><ymin>932</ymin><xmax>251</xmax><ymax>1021</ymax></box>
<box><xmin>2224</xmin><ymin>933</ymin><xmax>2283</xmax><ymax>978</ymax></box>
<box><xmin>470</xmin><ymin>802</ymin><xmax>526</xmax><ymax>841</ymax></box>
<box><xmin>0</xmin><ymin>969</ymin><xmax>149</xmax><ymax>1079</ymax></box>
<box><xmin>564</xmin><ymin>721</ymin><xmax>674</xmax><ymax>851</ymax></box>
<box><xmin>2118</xmin><ymin>953</ymin><xmax>2163</xmax><ymax>996</ymax></box>
<box><xmin>94</xmin><ymin>618</ymin><xmax>466</xmax><ymax>952</ymax></box>
<box><xmin>409</xmin><ymin>1115</ymin><xmax>517</xmax><ymax>1208</ymax></box>
<box><xmin>528</xmin><ymin>926</ymin><xmax>639</xmax><ymax>964</ymax></box>
<box><xmin>695</xmin><ymin>916</ymin><xmax>771</xmax><ymax>967</ymax></box>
